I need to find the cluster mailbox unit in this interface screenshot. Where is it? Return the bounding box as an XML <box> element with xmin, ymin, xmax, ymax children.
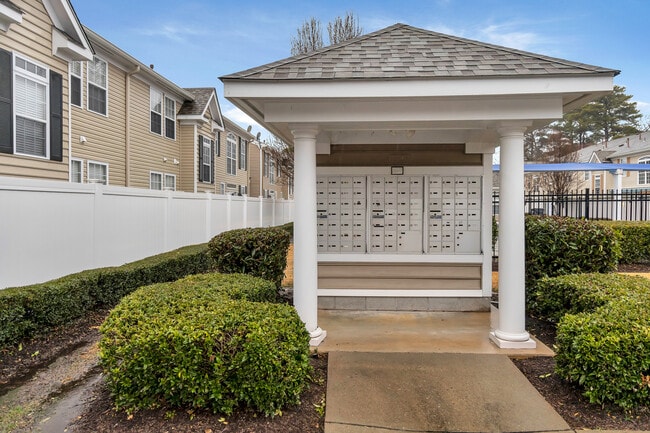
<box><xmin>316</xmin><ymin>174</ymin><xmax>482</xmax><ymax>255</ymax></box>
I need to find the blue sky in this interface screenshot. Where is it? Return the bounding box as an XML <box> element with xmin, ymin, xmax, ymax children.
<box><xmin>71</xmin><ymin>0</ymin><xmax>649</xmax><ymax>138</ymax></box>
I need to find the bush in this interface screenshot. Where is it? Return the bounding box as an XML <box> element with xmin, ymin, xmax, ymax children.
<box><xmin>531</xmin><ymin>273</ymin><xmax>650</xmax><ymax>322</ymax></box>
<box><xmin>525</xmin><ymin>216</ymin><xmax>620</xmax><ymax>294</ymax></box>
<box><xmin>208</xmin><ymin>227</ymin><xmax>291</xmax><ymax>288</ymax></box>
<box><xmin>0</xmin><ymin>243</ymin><xmax>211</xmax><ymax>348</ymax></box>
<box><xmin>598</xmin><ymin>221</ymin><xmax>650</xmax><ymax>264</ymax></box>
<box><xmin>555</xmin><ymin>296</ymin><xmax>650</xmax><ymax>409</ymax></box>
<box><xmin>99</xmin><ymin>273</ymin><xmax>311</xmax><ymax>416</ymax></box>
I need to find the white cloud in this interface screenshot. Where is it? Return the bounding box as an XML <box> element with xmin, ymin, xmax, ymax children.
<box><xmin>222</xmin><ymin>105</ymin><xmax>270</xmax><ymax>140</ymax></box>
<box><xmin>138</xmin><ymin>24</ymin><xmax>207</xmax><ymax>42</ymax></box>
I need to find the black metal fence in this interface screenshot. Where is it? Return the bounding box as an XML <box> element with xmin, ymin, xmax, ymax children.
<box><xmin>492</xmin><ymin>189</ymin><xmax>650</xmax><ymax>221</ymax></box>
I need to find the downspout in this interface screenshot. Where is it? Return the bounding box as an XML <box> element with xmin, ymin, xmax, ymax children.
<box><xmin>125</xmin><ymin>65</ymin><xmax>140</xmax><ymax>187</ymax></box>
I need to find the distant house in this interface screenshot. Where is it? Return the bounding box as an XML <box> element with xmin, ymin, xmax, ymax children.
<box><xmin>248</xmin><ymin>142</ymin><xmax>292</xmax><ymax>199</ymax></box>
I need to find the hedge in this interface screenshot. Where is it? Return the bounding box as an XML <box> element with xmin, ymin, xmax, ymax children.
<box><xmin>208</xmin><ymin>227</ymin><xmax>292</xmax><ymax>288</ymax></box>
<box><xmin>99</xmin><ymin>273</ymin><xmax>311</xmax><ymax>416</ymax></box>
<box><xmin>555</xmin><ymin>296</ymin><xmax>650</xmax><ymax>409</ymax></box>
<box><xmin>598</xmin><ymin>221</ymin><xmax>650</xmax><ymax>264</ymax></box>
<box><xmin>0</xmin><ymin>243</ymin><xmax>211</xmax><ymax>348</ymax></box>
<box><xmin>531</xmin><ymin>273</ymin><xmax>650</xmax><ymax>322</ymax></box>
<box><xmin>525</xmin><ymin>216</ymin><xmax>620</xmax><ymax>294</ymax></box>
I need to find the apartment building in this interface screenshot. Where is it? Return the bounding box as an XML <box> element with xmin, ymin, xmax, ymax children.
<box><xmin>248</xmin><ymin>142</ymin><xmax>292</xmax><ymax>199</ymax></box>
<box><xmin>1</xmin><ymin>0</ymin><xmax>282</xmax><ymax>196</ymax></box>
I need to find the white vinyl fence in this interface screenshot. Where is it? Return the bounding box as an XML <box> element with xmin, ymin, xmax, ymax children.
<box><xmin>0</xmin><ymin>177</ymin><xmax>293</xmax><ymax>289</ymax></box>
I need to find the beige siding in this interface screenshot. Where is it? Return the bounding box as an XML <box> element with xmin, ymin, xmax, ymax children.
<box><xmin>215</xmin><ymin>128</ymin><xmax>249</xmax><ymax>194</ymax></box>
<box><xmin>318</xmin><ymin>263</ymin><xmax>482</xmax><ymax>291</ymax></box>
<box><xmin>70</xmin><ymin>62</ymin><xmax>127</xmax><ymax>185</ymax></box>
<box><xmin>317</xmin><ymin>144</ymin><xmax>482</xmax><ymax>167</ymax></box>
<box><xmin>178</xmin><ymin>123</ymin><xmax>196</xmax><ymax>192</ymax></box>
<box><xmin>248</xmin><ymin>142</ymin><xmax>262</xmax><ymax>197</ymax></box>
<box><xmin>0</xmin><ymin>0</ymin><xmax>71</xmax><ymax>181</ymax></box>
<box><xmin>197</xmin><ymin>121</ymin><xmax>218</xmax><ymax>193</ymax></box>
<box><xmin>127</xmin><ymin>78</ymin><xmax>181</xmax><ymax>189</ymax></box>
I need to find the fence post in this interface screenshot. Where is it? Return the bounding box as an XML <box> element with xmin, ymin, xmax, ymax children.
<box><xmin>584</xmin><ymin>188</ymin><xmax>590</xmax><ymax>220</ymax></box>
<box><xmin>205</xmin><ymin>191</ymin><xmax>212</xmax><ymax>241</ymax></box>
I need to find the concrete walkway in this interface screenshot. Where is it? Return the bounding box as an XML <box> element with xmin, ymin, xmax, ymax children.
<box><xmin>319</xmin><ymin>311</ymin><xmax>649</xmax><ymax>433</ymax></box>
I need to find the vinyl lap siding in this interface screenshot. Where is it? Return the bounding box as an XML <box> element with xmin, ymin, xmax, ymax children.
<box><xmin>0</xmin><ymin>0</ymin><xmax>70</xmax><ymax>181</ymax></box>
<box><xmin>70</xmin><ymin>62</ymin><xmax>126</xmax><ymax>185</ymax></box>
<box><xmin>318</xmin><ymin>263</ymin><xmax>482</xmax><ymax>291</ymax></box>
<box><xmin>128</xmin><ymin>78</ymin><xmax>180</xmax><ymax>189</ymax></box>
<box><xmin>178</xmin><ymin>123</ymin><xmax>196</xmax><ymax>192</ymax></box>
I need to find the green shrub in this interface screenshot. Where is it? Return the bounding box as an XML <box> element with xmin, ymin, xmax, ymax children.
<box><xmin>525</xmin><ymin>216</ymin><xmax>620</xmax><ymax>294</ymax></box>
<box><xmin>99</xmin><ymin>273</ymin><xmax>311</xmax><ymax>416</ymax></box>
<box><xmin>531</xmin><ymin>273</ymin><xmax>650</xmax><ymax>322</ymax></box>
<box><xmin>598</xmin><ymin>221</ymin><xmax>650</xmax><ymax>264</ymax></box>
<box><xmin>278</xmin><ymin>222</ymin><xmax>294</xmax><ymax>238</ymax></box>
<box><xmin>0</xmin><ymin>243</ymin><xmax>211</xmax><ymax>348</ymax></box>
<box><xmin>208</xmin><ymin>227</ymin><xmax>291</xmax><ymax>288</ymax></box>
<box><xmin>555</xmin><ymin>296</ymin><xmax>650</xmax><ymax>409</ymax></box>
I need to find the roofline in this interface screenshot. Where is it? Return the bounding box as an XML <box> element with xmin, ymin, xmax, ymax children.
<box><xmin>83</xmin><ymin>26</ymin><xmax>194</xmax><ymax>101</ymax></box>
<box><xmin>223</xmin><ymin>117</ymin><xmax>256</xmax><ymax>140</ymax></box>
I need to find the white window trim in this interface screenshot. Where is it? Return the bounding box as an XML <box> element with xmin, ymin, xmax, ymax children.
<box><xmin>87</xmin><ymin>160</ymin><xmax>109</xmax><ymax>185</ymax></box>
<box><xmin>13</xmin><ymin>52</ymin><xmax>50</xmax><ymax>159</ymax></box>
<box><xmin>226</xmin><ymin>133</ymin><xmax>237</xmax><ymax>176</ymax></box>
<box><xmin>164</xmin><ymin>96</ymin><xmax>176</xmax><ymax>140</ymax></box>
<box><xmin>70</xmin><ymin>158</ymin><xmax>83</xmax><ymax>183</ymax></box>
<box><xmin>638</xmin><ymin>156</ymin><xmax>650</xmax><ymax>185</ymax></box>
<box><xmin>69</xmin><ymin>60</ymin><xmax>83</xmax><ymax>108</ymax></box>
<box><xmin>164</xmin><ymin>173</ymin><xmax>176</xmax><ymax>190</ymax></box>
<box><xmin>150</xmin><ymin>171</ymin><xmax>163</xmax><ymax>190</ymax></box>
<box><xmin>150</xmin><ymin>87</ymin><xmax>162</xmax><ymax>136</ymax></box>
<box><xmin>87</xmin><ymin>56</ymin><xmax>108</xmax><ymax>117</ymax></box>
<box><xmin>201</xmin><ymin>136</ymin><xmax>212</xmax><ymax>183</ymax></box>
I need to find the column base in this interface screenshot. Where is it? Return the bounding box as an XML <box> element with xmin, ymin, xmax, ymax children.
<box><xmin>309</xmin><ymin>327</ymin><xmax>327</xmax><ymax>347</ymax></box>
<box><xmin>489</xmin><ymin>331</ymin><xmax>537</xmax><ymax>349</ymax></box>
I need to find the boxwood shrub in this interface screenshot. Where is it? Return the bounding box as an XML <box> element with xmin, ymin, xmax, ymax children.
<box><xmin>598</xmin><ymin>221</ymin><xmax>650</xmax><ymax>264</ymax></box>
<box><xmin>525</xmin><ymin>216</ymin><xmax>620</xmax><ymax>295</ymax></box>
<box><xmin>0</xmin><ymin>243</ymin><xmax>211</xmax><ymax>348</ymax></box>
<box><xmin>99</xmin><ymin>273</ymin><xmax>311</xmax><ymax>416</ymax></box>
<box><xmin>531</xmin><ymin>273</ymin><xmax>650</xmax><ymax>322</ymax></box>
<box><xmin>555</xmin><ymin>296</ymin><xmax>650</xmax><ymax>409</ymax></box>
<box><xmin>208</xmin><ymin>227</ymin><xmax>291</xmax><ymax>288</ymax></box>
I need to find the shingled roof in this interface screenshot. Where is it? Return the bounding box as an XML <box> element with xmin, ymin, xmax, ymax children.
<box><xmin>222</xmin><ymin>23</ymin><xmax>618</xmax><ymax>81</ymax></box>
<box><xmin>179</xmin><ymin>88</ymin><xmax>215</xmax><ymax>116</ymax></box>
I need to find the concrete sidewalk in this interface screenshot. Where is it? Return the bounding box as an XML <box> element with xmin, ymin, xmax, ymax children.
<box><xmin>325</xmin><ymin>351</ymin><xmax>571</xmax><ymax>433</ymax></box>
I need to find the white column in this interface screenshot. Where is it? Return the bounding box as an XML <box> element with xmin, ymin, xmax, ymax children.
<box><xmin>490</xmin><ymin>125</ymin><xmax>536</xmax><ymax>349</ymax></box>
<box><xmin>292</xmin><ymin>126</ymin><xmax>326</xmax><ymax>346</ymax></box>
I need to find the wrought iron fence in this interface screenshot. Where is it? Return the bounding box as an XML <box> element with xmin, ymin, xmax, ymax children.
<box><xmin>492</xmin><ymin>189</ymin><xmax>650</xmax><ymax>221</ymax></box>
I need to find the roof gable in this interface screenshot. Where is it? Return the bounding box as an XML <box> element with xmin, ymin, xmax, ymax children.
<box><xmin>222</xmin><ymin>23</ymin><xmax>618</xmax><ymax>81</ymax></box>
<box><xmin>179</xmin><ymin>88</ymin><xmax>224</xmax><ymax>130</ymax></box>
<box><xmin>42</xmin><ymin>0</ymin><xmax>93</xmax><ymax>61</ymax></box>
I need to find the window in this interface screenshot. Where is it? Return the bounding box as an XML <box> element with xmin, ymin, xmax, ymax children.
<box><xmin>87</xmin><ymin>56</ymin><xmax>107</xmax><ymax>115</ymax></box>
<box><xmin>164</xmin><ymin>96</ymin><xmax>175</xmax><ymax>139</ymax></box>
<box><xmin>584</xmin><ymin>171</ymin><xmax>590</xmax><ymax>181</ymax></box>
<box><xmin>164</xmin><ymin>174</ymin><xmax>176</xmax><ymax>190</ymax></box>
<box><xmin>0</xmin><ymin>49</ymin><xmax>63</xmax><ymax>161</ymax></box>
<box><xmin>199</xmin><ymin>136</ymin><xmax>213</xmax><ymax>183</ymax></box>
<box><xmin>70</xmin><ymin>159</ymin><xmax>83</xmax><ymax>183</ymax></box>
<box><xmin>150</xmin><ymin>171</ymin><xmax>163</xmax><ymax>190</ymax></box>
<box><xmin>14</xmin><ymin>55</ymin><xmax>48</xmax><ymax>157</ymax></box>
<box><xmin>269</xmin><ymin>158</ymin><xmax>276</xmax><ymax>184</ymax></box>
<box><xmin>226</xmin><ymin>133</ymin><xmax>237</xmax><ymax>175</ymax></box>
<box><xmin>70</xmin><ymin>61</ymin><xmax>82</xmax><ymax>107</ymax></box>
<box><xmin>263</xmin><ymin>152</ymin><xmax>270</xmax><ymax>177</ymax></box>
<box><xmin>150</xmin><ymin>88</ymin><xmax>162</xmax><ymax>134</ymax></box>
<box><xmin>238</xmin><ymin>138</ymin><xmax>247</xmax><ymax>170</ymax></box>
<box><xmin>594</xmin><ymin>174</ymin><xmax>601</xmax><ymax>192</ymax></box>
<box><xmin>88</xmin><ymin>161</ymin><xmax>108</xmax><ymax>184</ymax></box>
<box><xmin>639</xmin><ymin>157</ymin><xmax>650</xmax><ymax>185</ymax></box>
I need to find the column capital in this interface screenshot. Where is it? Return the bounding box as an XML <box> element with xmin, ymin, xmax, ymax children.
<box><xmin>290</xmin><ymin>125</ymin><xmax>319</xmax><ymax>140</ymax></box>
<box><xmin>497</xmin><ymin>121</ymin><xmax>531</xmax><ymax>139</ymax></box>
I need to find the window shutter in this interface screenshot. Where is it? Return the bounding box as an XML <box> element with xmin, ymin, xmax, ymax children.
<box><xmin>198</xmin><ymin>134</ymin><xmax>204</xmax><ymax>181</ymax></box>
<box><xmin>50</xmin><ymin>71</ymin><xmax>63</xmax><ymax>161</ymax></box>
<box><xmin>0</xmin><ymin>48</ymin><xmax>12</xmax><ymax>155</ymax></box>
<box><xmin>238</xmin><ymin>138</ymin><xmax>242</xmax><ymax>169</ymax></box>
<box><xmin>216</xmin><ymin>131</ymin><xmax>220</xmax><ymax>156</ymax></box>
<box><xmin>210</xmin><ymin>139</ymin><xmax>215</xmax><ymax>183</ymax></box>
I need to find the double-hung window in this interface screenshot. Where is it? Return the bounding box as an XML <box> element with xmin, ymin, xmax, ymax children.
<box><xmin>88</xmin><ymin>161</ymin><xmax>108</xmax><ymax>184</ymax></box>
<box><xmin>87</xmin><ymin>57</ymin><xmax>107</xmax><ymax>115</ymax></box>
<box><xmin>164</xmin><ymin>96</ymin><xmax>175</xmax><ymax>139</ymax></box>
<box><xmin>639</xmin><ymin>157</ymin><xmax>650</xmax><ymax>185</ymax></box>
<box><xmin>238</xmin><ymin>138</ymin><xmax>247</xmax><ymax>170</ymax></box>
<box><xmin>199</xmin><ymin>136</ymin><xmax>213</xmax><ymax>183</ymax></box>
<box><xmin>70</xmin><ymin>61</ymin><xmax>82</xmax><ymax>107</ymax></box>
<box><xmin>226</xmin><ymin>133</ymin><xmax>237</xmax><ymax>175</ymax></box>
<box><xmin>14</xmin><ymin>55</ymin><xmax>48</xmax><ymax>158</ymax></box>
<box><xmin>150</xmin><ymin>88</ymin><xmax>162</xmax><ymax>134</ymax></box>
<box><xmin>269</xmin><ymin>157</ymin><xmax>276</xmax><ymax>184</ymax></box>
<box><xmin>70</xmin><ymin>159</ymin><xmax>83</xmax><ymax>183</ymax></box>
<box><xmin>164</xmin><ymin>174</ymin><xmax>176</xmax><ymax>190</ymax></box>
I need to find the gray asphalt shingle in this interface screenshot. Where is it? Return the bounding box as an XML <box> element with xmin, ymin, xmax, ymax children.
<box><xmin>222</xmin><ymin>23</ymin><xmax>617</xmax><ymax>81</ymax></box>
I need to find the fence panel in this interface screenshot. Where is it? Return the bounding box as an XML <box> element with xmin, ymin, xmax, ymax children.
<box><xmin>0</xmin><ymin>177</ymin><xmax>293</xmax><ymax>289</ymax></box>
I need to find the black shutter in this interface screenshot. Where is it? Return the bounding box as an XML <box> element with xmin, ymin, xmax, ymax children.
<box><xmin>210</xmin><ymin>139</ymin><xmax>215</xmax><ymax>183</ymax></box>
<box><xmin>198</xmin><ymin>134</ymin><xmax>204</xmax><ymax>181</ymax></box>
<box><xmin>50</xmin><ymin>71</ymin><xmax>63</xmax><ymax>161</ymax></box>
<box><xmin>237</xmin><ymin>138</ymin><xmax>242</xmax><ymax>169</ymax></box>
<box><xmin>216</xmin><ymin>131</ymin><xmax>220</xmax><ymax>156</ymax></box>
<box><xmin>0</xmin><ymin>48</ymin><xmax>12</xmax><ymax>155</ymax></box>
